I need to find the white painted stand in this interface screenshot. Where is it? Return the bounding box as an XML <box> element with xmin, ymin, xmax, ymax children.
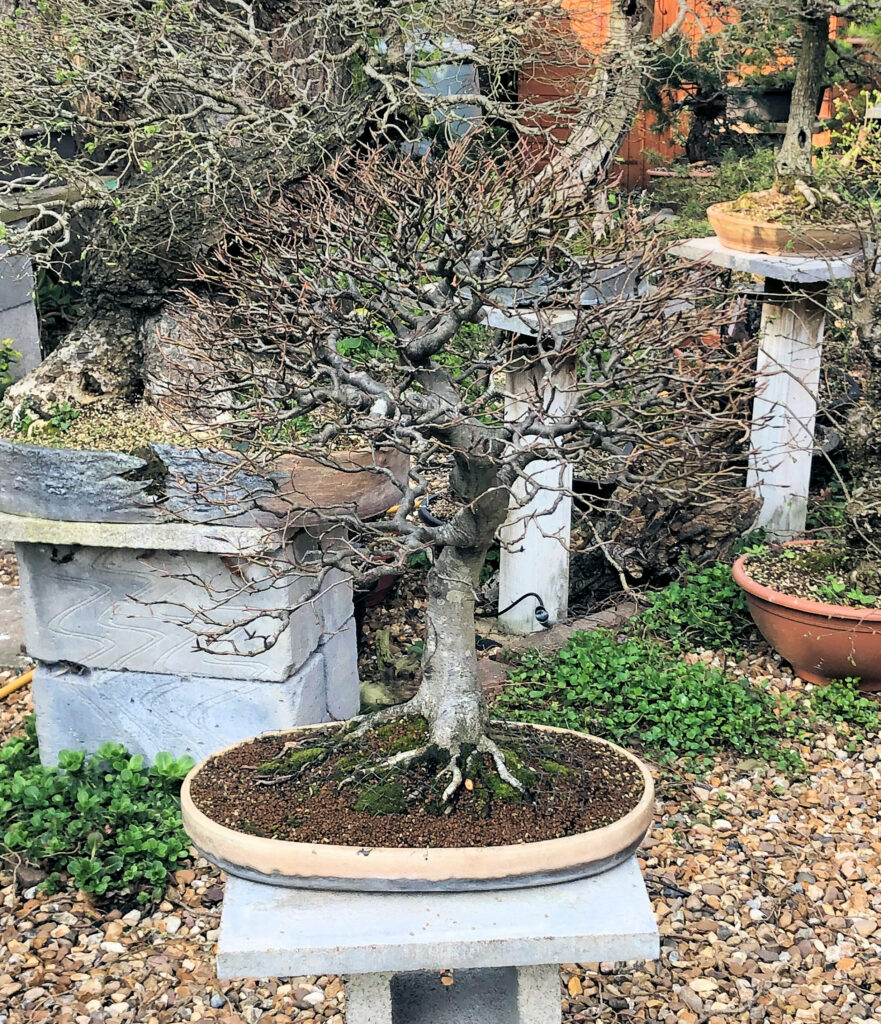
<box><xmin>217</xmin><ymin>858</ymin><xmax>659</xmax><ymax>1024</ymax></box>
<box><xmin>670</xmin><ymin>237</ymin><xmax>859</xmax><ymax>540</ymax></box>
<box><xmin>498</xmin><ymin>360</ymin><xmax>577</xmax><ymax>634</ymax></box>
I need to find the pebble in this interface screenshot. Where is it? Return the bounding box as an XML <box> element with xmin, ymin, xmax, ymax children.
<box><xmin>1</xmin><ymin>653</ymin><xmax>880</xmax><ymax>1024</ymax></box>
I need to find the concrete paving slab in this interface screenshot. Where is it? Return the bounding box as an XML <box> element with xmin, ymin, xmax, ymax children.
<box><xmin>217</xmin><ymin>858</ymin><xmax>659</xmax><ymax>978</ymax></box>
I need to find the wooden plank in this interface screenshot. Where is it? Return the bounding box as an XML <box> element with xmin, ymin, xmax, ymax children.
<box><xmin>498</xmin><ymin>362</ymin><xmax>577</xmax><ymax>634</ymax></box>
<box><xmin>746</xmin><ymin>291</ymin><xmax>826</xmax><ymax>539</ymax></box>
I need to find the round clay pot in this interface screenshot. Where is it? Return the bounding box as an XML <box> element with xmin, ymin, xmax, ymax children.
<box><xmin>733</xmin><ymin>541</ymin><xmax>881</xmax><ymax>691</ymax></box>
<box><xmin>707</xmin><ymin>192</ymin><xmax>864</xmax><ymax>257</ymax></box>
<box><xmin>181</xmin><ymin>722</ymin><xmax>654</xmax><ymax>891</ymax></box>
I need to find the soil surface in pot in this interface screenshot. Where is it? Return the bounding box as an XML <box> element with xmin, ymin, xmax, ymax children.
<box><xmin>0</xmin><ymin>400</ymin><xmax>193</xmax><ymax>452</ymax></box>
<box><xmin>188</xmin><ymin>718</ymin><xmax>645</xmax><ymax>847</ymax></box>
<box><xmin>726</xmin><ymin>189</ymin><xmax>849</xmax><ymax>227</ymax></box>
<box><xmin>743</xmin><ymin>541</ymin><xmax>881</xmax><ymax>610</ymax></box>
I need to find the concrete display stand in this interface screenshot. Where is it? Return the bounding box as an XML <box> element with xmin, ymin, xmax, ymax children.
<box><xmin>479</xmin><ymin>260</ymin><xmax>641</xmax><ymax>635</ymax></box>
<box><xmin>217</xmin><ymin>857</ymin><xmax>659</xmax><ymax>1024</ymax></box>
<box><xmin>0</xmin><ymin>227</ymin><xmax>41</xmax><ymax>382</ymax></box>
<box><xmin>671</xmin><ymin>237</ymin><xmax>858</xmax><ymax>539</ymax></box>
<box><xmin>0</xmin><ymin>511</ymin><xmax>359</xmax><ymax>765</ymax></box>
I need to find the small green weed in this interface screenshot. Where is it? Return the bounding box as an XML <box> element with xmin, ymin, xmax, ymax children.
<box><xmin>0</xmin><ymin>718</ymin><xmax>193</xmax><ymax>905</ymax></box>
<box><xmin>636</xmin><ymin>561</ymin><xmax>753</xmax><ymax>652</ymax></box>
<box><xmin>497</xmin><ymin>629</ymin><xmax>803</xmax><ymax>771</ymax></box>
<box><xmin>810</xmin><ymin>679</ymin><xmax>880</xmax><ymax>733</ymax></box>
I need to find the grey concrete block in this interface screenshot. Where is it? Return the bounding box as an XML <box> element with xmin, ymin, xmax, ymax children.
<box><xmin>0</xmin><ymin>249</ymin><xmax>35</xmax><ymax>312</ymax></box>
<box><xmin>346</xmin><ymin>966</ymin><xmax>559</xmax><ymax>1024</ymax></box>
<box><xmin>0</xmin><ymin>584</ymin><xmax>28</xmax><ymax>670</ymax></box>
<box><xmin>16</xmin><ymin>542</ymin><xmax>325</xmax><ymax>681</ymax></box>
<box><xmin>32</xmin><ymin>652</ymin><xmax>329</xmax><ymax>764</ymax></box>
<box><xmin>321</xmin><ymin>617</ymin><xmax>360</xmax><ymax>721</ymax></box>
<box><xmin>0</xmin><ymin>302</ymin><xmax>41</xmax><ymax>379</ymax></box>
<box><xmin>217</xmin><ymin>859</ymin><xmax>659</xmax><ymax>978</ymax></box>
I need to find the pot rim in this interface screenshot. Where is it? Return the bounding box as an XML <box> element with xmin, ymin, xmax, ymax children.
<box><xmin>732</xmin><ymin>539</ymin><xmax>881</xmax><ymax>622</ymax></box>
<box><xmin>181</xmin><ymin>720</ymin><xmax>654</xmax><ymax>885</ymax></box>
<box><xmin>706</xmin><ymin>194</ymin><xmax>865</xmax><ymax>234</ymax></box>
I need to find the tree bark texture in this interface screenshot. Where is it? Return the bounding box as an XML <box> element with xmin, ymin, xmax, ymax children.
<box><xmin>418</xmin><ymin>544</ymin><xmax>488</xmax><ymax>750</ymax></box>
<box><xmin>775</xmin><ymin>14</ymin><xmax>829</xmax><ymax>185</ymax></box>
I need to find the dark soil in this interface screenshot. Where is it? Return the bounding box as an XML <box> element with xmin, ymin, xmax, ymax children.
<box><xmin>744</xmin><ymin>541</ymin><xmax>881</xmax><ymax>610</ymax></box>
<box><xmin>189</xmin><ymin>718</ymin><xmax>646</xmax><ymax>848</ymax></box>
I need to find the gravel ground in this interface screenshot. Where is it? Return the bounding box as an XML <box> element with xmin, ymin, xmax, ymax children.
<box><xmin>1</xmin><ymin>657</ymin><xmax>879</xmax><ymax>1023</ymax></box>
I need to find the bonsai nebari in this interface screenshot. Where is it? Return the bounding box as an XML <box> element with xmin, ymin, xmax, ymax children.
<box><xmin>0</xmin><ymin>0</ymin><xmax>658</xmax><ymax>419</ymax></box>
<box><xmin>169</xmin><ymin>135</ymin><xmax>756</xmax><ymax>800</ymax></box>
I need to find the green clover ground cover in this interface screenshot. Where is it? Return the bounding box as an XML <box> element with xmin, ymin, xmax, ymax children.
<box><xmin>0</xmin><ymin>718</ymin><xmax>193</xmax><ymax>905</ymax></box>
<box><xmin>497</xmin><ymin>561</ymin><xmax>879</xmax><ymax>772</ymax></box>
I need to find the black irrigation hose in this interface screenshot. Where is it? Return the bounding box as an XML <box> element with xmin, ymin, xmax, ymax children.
<box><xmin>476</xmin><ymin>591</ymin><xmax>552</xmax><ymax>628</ymax></box>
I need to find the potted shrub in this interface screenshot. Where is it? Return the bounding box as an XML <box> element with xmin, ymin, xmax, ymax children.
<box><xmin>733</xmin><ymin>540</ymin><xmax>881</xmax><ymax>690</ymax></box>
<box><xmin>165</xmin><ymin>131</ymin><xmax>762</xmax><ymax>891</ymax></box>
<box><xmin>706</xmin><ymin>9</ymin><xmax>865</xmax><ymax>257</ymax></box>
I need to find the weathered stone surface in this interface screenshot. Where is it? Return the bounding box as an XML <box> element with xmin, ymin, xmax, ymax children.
<box><xmin>0</xmin><ymin>584</ymin><xmax>27</xmax><ymax>669</ymax></box>
<box><xmin>0</xmin><ymin>301</ymin><xmax>41</xmax><ymax>380</ymax></box>
<box><xmin>0</xmin><ymin>438</ymin><xmax>407</xmax><ymax>528</ymax></box>
<box><xmin>0</xmin><ymin>249</ymin><xmax>35</xmax><ymax>312</ymax></box>
<box><xmin>16</xmin><ymin>542</ymin><xmax>341</xmax><ymax>681</ymax></box>
<box><xmin>217</xmin><ymin>859</ymin><xmax>659</xmax><ymax>978</ymax></box>
<box><xmin>346</xmin><ymin>965</ymin><xmax>561</xmax><ymax>1024</ymax></box>
<box><xmin>0</xmin><ymin>510</ymin><xmax>278</xmax><ymax>555</ymax></box>
<box><xmin>320</xmin><ymin>617</ymin><xmax>360</xmax><ymax>721</ymax></box>
<box><xmin>32</xmin><ymin>654</ymin><xmax>329</xmax><ymax>764</ymax></box>
<box><xmin>0</xmin><ymin>441</ymin><xmax>154</xmax><ymax>523</ymax></box>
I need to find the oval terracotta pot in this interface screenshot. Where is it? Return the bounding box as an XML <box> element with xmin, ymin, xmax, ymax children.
<box><xmin>733</xmin><ymin>541</ymin><xmax>881</xmax><ymax>692</ymax></box>
<box><xmin>707</xmin><ymin>192</ymin><xmax>864</xmax><ymax>257</ymax></box>
<box><xmin>181</xmin><ymin>722</ymin><xmax>655</xmax><ymax>892</ymax></box>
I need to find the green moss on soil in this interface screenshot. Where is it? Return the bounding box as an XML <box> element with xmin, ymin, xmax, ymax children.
<box><xmin>353</xmin><ymin>781</ymin><xmax>407</xmax><ymax>815</ymax></box>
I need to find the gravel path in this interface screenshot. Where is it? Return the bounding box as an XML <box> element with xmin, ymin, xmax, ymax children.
<box><xmin>1</xmin><ymin>661</ymin><xmax>879</xmax><ymax>1024</ymax></box>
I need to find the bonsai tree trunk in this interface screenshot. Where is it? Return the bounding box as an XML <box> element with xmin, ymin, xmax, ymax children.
<box><xmin>775</xmin><ymin>13</ymin><xmax>829</xmax><ymax>187</ymax></box>
<box><xmin>419</xmin><ymin>544</ymin><xmax>487</xmax><ymax>750</ymax></box>
<box><xmin>847</xmin><ymin>264</ymin><xmax>881</xmax><ymax>566</ymax></box>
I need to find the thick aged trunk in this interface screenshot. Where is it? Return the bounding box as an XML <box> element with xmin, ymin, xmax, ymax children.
<box><xmin>775</xmin><ymin>14</ymin><xmax>829</xmax><ymax>186</ymax></box>
<box><xmin>418</xmin><ymin>544</ymin><xmax>487</xmax><ymax>750</ymax></box>
<box><xmin>847</xmin><ymin>262</ymin><xmax>881</xmax><ymax>562</ymax></box>
<box><xmin>3</xmin><ymin>311</ymin><xmax>143</xmax><ymax>412</ymax></box>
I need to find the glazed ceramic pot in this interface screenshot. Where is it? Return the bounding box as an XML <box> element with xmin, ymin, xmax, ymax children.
<box><xmin>733</xmin><ymin>541</ymin><xmax>881</xmax><ymax>691</ymax></box>
<box><xmin>707</xmin><ymin>192</ymin><xmax>863</xmax><ymax>257</ymax></box>
<box><xmin>181</xmin><ymin>722</ymin><xmax>655</xmax><ymax>891</ymax></box>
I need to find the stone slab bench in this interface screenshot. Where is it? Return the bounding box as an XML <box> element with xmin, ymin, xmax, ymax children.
<box><xmin>217</xmin><ymin>858</ymin><xmax>659</xmax><ymax>1024</ymax></box>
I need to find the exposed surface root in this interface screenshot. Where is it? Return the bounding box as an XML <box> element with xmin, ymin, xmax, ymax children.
<box><xmin>440</xmin><ymin>744</ymin><xmax>463</xmax><ymax>804</ymax></box>
<box><xmin>478</xmin><ymin>736</ymin><xmax>525</xmax><ymax>793</ymax></box>
<box><xmin>346</xmin><ymin>696</ymin><xmax>423</xmax><ymax>740</ymax></box>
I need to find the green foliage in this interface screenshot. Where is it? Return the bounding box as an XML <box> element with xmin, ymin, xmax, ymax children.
<box><xmin>0</xmin><ymin>337</ymin><xmax>20</xmax><ymax>398</ymax></box>
<box><xmin>651</xmin><ymin>147</ymin><xmax>776</xmax><ymax>237</ymax></box>
<box><xmin>635</xmin><ymin>561</ymin><xmax>754</xmax><ymax>652</ymax></box>
<box><xmin>810</xmin><ymin>679</ymin><xmax>880</xmax><ymax>734</ymax></box>
<box><xmin>0</xmin><ymin>718</ymin><xmax>193</xmax><ymax>905</ymax></box>
<box><xmin>497</xmin><ymin>629</ymin><xmax>804</xmax><ymax>771</ymax></box>
<box><xmin>813</xmin><ymin>576</ymin><xmax>880</xmax><ymax>608</ymax></box>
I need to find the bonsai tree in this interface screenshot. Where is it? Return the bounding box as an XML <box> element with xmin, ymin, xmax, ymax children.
<box><xmin>0</xmin><ymin>0</ymin><xmax>658</xmax><ymax>418</ymax></box>
<box><xmin>166</xmin><ymin>135</ymin><xmax>758</xmax><ymax>796</ymax></box>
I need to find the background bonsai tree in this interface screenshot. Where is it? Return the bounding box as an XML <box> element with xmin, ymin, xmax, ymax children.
<box><xmin>0</xmin><ymin>0</ymin><xmax>660</xmax><ymax>418</ymax></box>
<box><xmin>164</xmin><ymin>135</ymin><xmax>757</xmax><ymax>796</ymax></box>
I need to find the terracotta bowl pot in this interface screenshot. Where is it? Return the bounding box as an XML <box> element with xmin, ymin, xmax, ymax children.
<box><xmin>733</xmin><ymin>541</ymin><xmax>881</xmax><ymax>691</ymax></box>
<box><xmin>181</xmin><ymin>722</ymin><xmax>655</xmax><ymax>892</ymax></box>
<box><xmin>707</xmin><ymin>192</ymin><xmax>863</xmax><ymax>257</ymax></box>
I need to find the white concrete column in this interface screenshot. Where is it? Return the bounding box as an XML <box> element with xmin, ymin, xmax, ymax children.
<box><xmin>746</xmin><ymin>286</ymin><xmax>825</xmax><ymax>540</ymax></box>
<box><xmin>498</xmin><ymin>360</ymin><xmax>576</xmax><ymax>634</ymax></box>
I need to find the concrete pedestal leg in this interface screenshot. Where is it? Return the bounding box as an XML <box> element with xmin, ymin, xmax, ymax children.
<box><xmin>498</xmin><ymin>361</ymin><xmax>576</xmax><ymax>634</ymax></box>
<box><xmin>747</xmin><ymin>283</ymin><xmax>825</xmax><ymax>540</ymax></box>
<box><xmin>345</xmin><ymin>965</ymin><xmax>561</xmax><ymax>1024</ymax></box>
